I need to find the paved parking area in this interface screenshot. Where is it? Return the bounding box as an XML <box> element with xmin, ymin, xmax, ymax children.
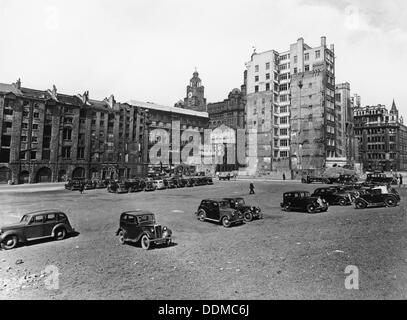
<box><xmin>1</xmin><ymin>180</ymin><xmax>407</xmax><ymax>299</ymax></box>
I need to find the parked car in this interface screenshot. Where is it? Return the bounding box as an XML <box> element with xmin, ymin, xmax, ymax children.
<box><xmin>64</xmin><ymin>179</ymin><xmax>83</xmax><ymax>191</ymax></box>
<box><xmin>94</xmin><ymin>180</ymin><xmax>107</xmax><ymax>189</ymax></box>
<box><xmin>281</xmin><ymin>191</ymin><xmax>329</xmax><ymax>214</ymax></box>
<box><xmin>311</xmin><ymin>187</ymin><xmax>353</xmax><ymax>206</ymax></box>
<box><xmin>338</xmin><ymin>174</ymin><xmax>358</xmax><ymax>184</ymax></box>
<box><xmin>186</xmin><ymin>178</ymin><xmax>196</xmax><ymax>187</ymax></box>
<box><xmin>155</xmin><ymin>179</ymin><xmax>167</xmax><ymax>190</ymax></box>
<box><xmin>355</xmin><ymin>186</ymin><xmax>400</xmax><ymax>209</ymax></box>
<box><xmin>108</xmin><ymin>182</ymin><xmax>129</xmax><ymax>194</ymax></box>
<box><xmin>165</xmin><ymin>178</ymin><xmax>177</xmax><ymax>189</ymax></box>
<box><xmin>195</xmin><ymin>199</ymin><xmax>244</xmax><ymax>228</ymax></box>
<box><xmin>222</xmin><ymin>197</ymin><xmax>262</xmax><ymax>222</ymax></box>
<box><xmin>144</xmin><ymin>180</ymin><xmax>156</xmax><ymax>192</ymax></box>
<box><xmin>84</xmin><ymin>180</ymin><xmax>95</xmax><ymax>190</ymax></box>
<box><xmin>116</xmin><ymin>211</ymin><xmax>172</xmax><ymax>250</ymax></box>
<box><xmin>206</xmin><ymin>177</ymin><xmax>214</xmax><ymax>185</ymax></box>
<box><xmin>218</xmin><ymin>172</ymin><xmax>231</xmax><ymax>181</ymax></box>
<box><xmin>0</xmin><ymin>210</ymin><xmax>75</xmax><ymax>250</ymax></box>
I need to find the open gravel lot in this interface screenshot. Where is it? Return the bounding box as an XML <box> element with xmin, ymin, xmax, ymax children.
<box><xmin>1</xmin><ymin>180</ymin><xmax>407</xmax><ymax>300</ymax></box>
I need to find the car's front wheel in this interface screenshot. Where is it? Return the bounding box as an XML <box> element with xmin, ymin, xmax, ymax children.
<box><xmin>284</xmin><ymin>204</ymin><xmax>291</xmax><ymax>212</ymax></box>
<box><xmin>306</xmin><ymin>204</ymin><xmax>317</xmax><ymax>214</ymax></box>
<box><xmin>222</xmin><ymin>216</ymin><xmax>232</xmax><ymax>228</ymax></box>
<box><xmin>118</xmin><ymin>231</ymin><xmax>125</xmax><ymax>245</ymax></box>
<box><xmin>198</xmin><ymin>210</ymin><xmax>206</xmax><ymax>222</ymax></box>
<box><xmin>141</xmin><ymin>235</ymin><xmax>151</xmax><ymax>250</ymax></box>
<box><xmin>244</xmin><ymin>211</ymin><xmax>253</xmax><ymax>222</ymax></box>
<box><xmin>355</xmin><ymin>200</ymin><xmax>367</xmax><ymax>209</ymax></box>
<box><xmin>1</xmin><ymin>235</ymin><xmax>18</xmax><ymax>250</ymax></box>
<box><xmin>338</xmin><ymin>198</ymin><xmax>347</xmax><ymax>206</ymax></box>
<box><xmin>54</xmin><ymin>227</ymin><xmax>67</xmax><ymax>241</ymax></box>
<box><xmin>385</xmin><ymin>197</ymin><xmax>397</xmax><ymax>207</ymax></box>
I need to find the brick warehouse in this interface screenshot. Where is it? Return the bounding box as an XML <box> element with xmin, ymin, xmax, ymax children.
<box><xmin>0</xmin><ymin>79</ymin><xmax>150</xmax><ymax>184</ymax></box>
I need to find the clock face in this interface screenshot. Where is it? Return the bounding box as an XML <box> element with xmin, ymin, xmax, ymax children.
<box><xmin>188</xmin><ymin>92</ymin><xmax>193</xmax><ymax>98</ymax></box>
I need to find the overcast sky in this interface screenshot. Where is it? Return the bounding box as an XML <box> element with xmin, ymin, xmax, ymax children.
<box><xmin>1</xmin><ymin>0</ymin><xmax>406</xmax><ymax>114</ymax></box>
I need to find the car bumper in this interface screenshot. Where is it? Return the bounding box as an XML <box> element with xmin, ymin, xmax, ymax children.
<box><xmin>151</xmin><ymin>236</ymin><xmax>171</xmax><ymax>245</ymax></box>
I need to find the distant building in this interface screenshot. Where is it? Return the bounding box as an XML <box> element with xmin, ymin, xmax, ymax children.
<box><xmin>354</xmin><ymin>101</ymin><xmax>407</xmax><ymax>172</ymax></box>
<box><xmin>244</xmin><ymin>36</ymin><xmax>336</xmax><ymax>176</ymax></box>
<box><xmin>335</xmin><ymin>82</ymin><xmax>356</xmax><ymax>167</ymax></box>
<box><xmin>175</xmin><ymin>70</ymin><xmax>207</xmax><ymax>112</ymax></box>
<box><xmin>0</xmin><ymin>80</ymin><xmax>149</xmax><ymax>184</ymax></box>
<box><xmin>127</xmin><ymin>100</ymin><xmax>209</xmax><ymax>173</ymax></box>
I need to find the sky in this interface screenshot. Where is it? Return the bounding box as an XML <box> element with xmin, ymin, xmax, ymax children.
<box><xmin>0</xmin><ymin>0</ymin><xmax>406</xmax><ymax>115</ymax></box>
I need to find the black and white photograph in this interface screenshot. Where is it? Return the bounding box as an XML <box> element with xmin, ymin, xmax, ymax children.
<box><xmin>1</xmin><ymin>0</ymin><xmax>407</xmax><ymax>307</ymax></box>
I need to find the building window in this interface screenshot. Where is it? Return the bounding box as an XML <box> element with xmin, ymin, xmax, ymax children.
<box><xmin>62</xmin><ymin>147</ymin><xmax>71</xmax><ymax>159</ymax></box>
<box><xmin>280</xmin><ymin>116</ymin><xmax>288</xmax><ymax>124</ymax></box>
<box><xmin>294</xmin><ymin>56</ymin><xmax>297</xmax><ymax>63</ymax></box>
<box><xmin>305</xmin><ymin>65</ymin><xmax>310</xmax><ymax>72</ymax></box>
<box><xmin>315</xmin><ymin>50</ymin><xmax>320</xmax><ymax>59</ymax></box>
<box><xmin>33</xmin><ymin>124</ymin><xmax>39</xmax><ymax>130</ymax></box>
<box><xmin>280</xmin><ymin>140</ymin><xmax>288</xmax><ymax>147</ymax></box>
<box><xmin>266</xmin><ymin>73</ymin><xmax>270</xmax><ymax>80</ymax></box>
<box><xmin>33</xmin><ymin>112</ymin><xmax>39</xmax><ymax>119</ymax></box>
<box><xmin>281</xmin><ymin>151</ymin><xmax>288</xmax><ymax>158</ymax></box>
<box><xmin>255</xmin><ymin>76</ymin><xmax>259</xmax><ymax>82</ymax></box>
<box><xmin>255</xmin><ymin>65</ymin><xmax>259</xmax><ymax>72</ymax></box>
<box><xmin>63</xmin><ymin>128</ymin><xmax>72</xmax><ymax>140</ymax></box>
<box><xmin>280</xmin><ymin>64</ymin><xmax>287</xmax><ymax>71</ymax></box>
<box><xmin>32</xmin><ymin>137</ymin><xmax>38</xmax><ymax>143</ymax></box>
<box><xmin>293</xmin><ymin>68</ymin><xmax>298</xmax><ymax>74</ymax></box>
<box><xmin>255</xmin><ymin>86</ymin><xmax>259</xmax><ymax>93</ymax></box>
<box><xmin>280</xmin><ymin>95</ymin><xmax>288</xmax><ymax>103</ymax></box>
<box><xmin>30</xmin><ymin>151</ymin><xmax>37</xmax><ymax>160</ymax></box>
<box><xmin>266</xmin><ymin>62</ymin><xmax>270</xmax><ymax>70</ymax></box>
<box><xmin>304</xmin><ymin>53</ymin><xmax>309</xmax><ymax>61</ymax></box>
<box><xmin>279</xmin><ymin>84</ymin><xmax>288</xmax><ymax>91</ymax></box>
<box><xmin>280</xmin><ymin>105</ymin><xmax>288</xmax><ymax>113</ymax></box>
<box><xmin>77</xmin><ymin>147</ymin><xmax>85</xmax><ymax>159</ymax></box>
<box><xmin>280</xmin><ymin>128</ymin><xmax>288</xmax><ymax>136</ymax></box>
<box><xmin>266</xmin><ymin>83</ymin><xmax>270</xmax><ymax>91</ymax></box>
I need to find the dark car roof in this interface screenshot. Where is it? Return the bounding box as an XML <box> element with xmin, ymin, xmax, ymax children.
<box><xmin>121</xmin><ymin>210</ymin><xmax>154</xmax><ymax>217</ymax></box>
<box><xmin>284</xmin><ymin>191</ymin><xmax>310</xmax><ymax>194</ymax></box>
<box><xmin>25</xmin><ymin>210</ymin><xmax>65</xmax><ymax>216</ymax></box>
<box><xmin>223</xmin><ymin>197</ymin><xmax>244</xmax><ymax>200</ymax></box>
<box><xmin>203</xmin><ymin>198</ymin><xmax>229</xmax><ymax>202</ymax></box>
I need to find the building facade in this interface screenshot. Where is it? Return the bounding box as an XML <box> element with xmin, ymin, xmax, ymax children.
<box><xmin>127</xmin><ymin>100</ymin><xmax>210</xmax><ymax>173</ymax></box>
<box><xmin>335</xmin><ymin>82</ymin><xmax>356</xmax><ymax>167</ymax></box>
<box><xmin>244</xmin><ymin>36</ymin><xmax>336</xmax><ymax>176</ymax></box>
<box><xmin>354</xmin><ymin>101</ymin><xmax>407</xmax><ymax>172</ymax></box>
<box><xmin>0</xmin><ymin>80</ymin><xmax>149</xmax><ymax>184</ymax></box>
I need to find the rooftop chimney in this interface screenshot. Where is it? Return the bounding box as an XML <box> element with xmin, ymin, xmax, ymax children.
<box><xmin>321</xmin><ymin>36</ymin><xmax>326</xmax><ymax>47</ymax></box>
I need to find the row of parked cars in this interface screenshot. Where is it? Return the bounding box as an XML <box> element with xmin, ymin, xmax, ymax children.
<box><xmin>281</xmin><ymin>183</ymin><xmax>401</xmax><ymax>214</ymax></box>
<box><xmin>107</xmin><ymin>176</ymin><xmax>214</xmax><ymax>193</ymax></box>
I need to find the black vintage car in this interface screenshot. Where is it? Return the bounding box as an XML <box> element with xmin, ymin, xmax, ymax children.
<box><xmin>218</xmin><ymin>172</ymin><xmax>231</xmax><ymax>181</ymax></box>
<box><xmin>84</xmin><ymin>180</ymin><xmax>95</xmax><ymax>190</ymax></box>
<box><xmin>166</xmin><ymin>178</ymin><xmax>177</xmax><ymax>189</ymax></box>
<box><xmin>354</xmin><ymin>186</ymin><xmax>400</xmax><ymax>209</ymax></box>
<box><xmin>108</xmin><ymin>182</ymin><xmax>129</xmax><ymax>194</ymax></box>
<box><xmin>196</xmin><ymin>199</ymin><xmax>244</xmax><ymax>228</ymax></box>
<box><xmin>311</xmin><ymin>187</ymin><xmax>353</xmax><ymax>206</ymax></box>
<box><xmin>116</xmin><ymin>211</ymin><xmax>172</xmax><ymax>250</ymax></box>
<box><xmin>94</xmin><ymin>180</ymin><xmax>107</xmax><ymax>189</ymax></box>
<box><xmin>0</xmin><ymin>210</ymin><xmax>75</xmax><ymax>250</ymax></box>
<box><xmin>281</xmin><ymin>191</ymin><xmax>329</xmax><ymax>214</ymax></box>
<box><xmin>144</xmin><ymin>180</ymin><xmax>156</xmax><ymax>192</ymax></box>
<box><xmin>223</xmin><ymin>197</ymin><xmax>262</xmax><ymax>222</ymax></box>
<box><xmin>64</xmin><ymin>179</ymin><xmax>84</xmax><ymax>191</ymax></box>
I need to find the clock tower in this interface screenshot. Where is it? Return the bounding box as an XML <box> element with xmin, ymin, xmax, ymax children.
<box><xmin>183</xmin><ymin>69</ymin><xmax>207</xmax><ymax>112</ymax></box>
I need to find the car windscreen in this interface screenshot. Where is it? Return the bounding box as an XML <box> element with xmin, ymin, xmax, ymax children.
<box><xmin>236</xmin><ymin>199</ymin><xmax>245</xmax><ymax>205</ymax></box>
<box><xmin>20</xmin><ymin>215</ymin><xmax>30</xmax><ymax>223</ymax></box>
<box><xmin>219</xmin><ymin>201</ymin><xmax>230</xmax><ymax>208</ymax></box>
<box><xmin>137</xmin><ymin>215</ymin><xmax>155</xmax><ymax>224</ymax></box>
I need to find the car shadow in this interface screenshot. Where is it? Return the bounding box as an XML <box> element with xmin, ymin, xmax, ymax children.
<box><xmin>126</xmin><ymin>241</ymin><xmax>178</xmax><ymax>250</ymax></box>
<box><xmin>25</xmin><ymin>231</ymin><xmax>81</xmax><ymax>247</ymax></box>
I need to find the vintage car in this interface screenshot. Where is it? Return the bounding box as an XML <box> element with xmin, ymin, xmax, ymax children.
<box><xmin>195</xmin><ymin>199</ymin><xmax>244</xmax><ymax>228</ymax></box>
<box><xmin>144</xmin><ymin>180</ymin><xmax>156</xmax><ymax>192</ymax></box>
<box><xmin>218</xmin><ymin>172</ymin><xmax>231</xmax><ymax>181</ymax></box>
<box><xmin>222</xmin><ymin>197</ymin><xmax>262</xmax><ymax>222</ymax></box>
<box><xmin>64</xmin><ymin>179</ymin><xmax>83</xmax><ymax>191</ymax></box>
<box><xmin>0</xmin><ymin>210</ymin><xmax>75</xmax><ymax>250</ymax></box>
<box><xmin>338</xmin><ymin>174</ymin><xmax>358</xmax><ymax>184</ymax></box>
<box><xmin>166</xmin><ymin>178</ymin><xmax>177</xmax><ymax>189</ymax></box>
<box><xmin>154</xmin><ymin>179</ymin><xmax>167</xmax><ymax>190</ymax></box>
<box><xmin>116</xmin><ymin>211</ymin><xmax>172</xmax><ymax>250</ymax></box>
<box><xmin>186</xmin><ymin>178</ymin><xmax>196</xmax><ymax>187</ymax></box>
<box><xmin>366</xmin><ymin>173</ymin><xmax>398</xmax><ymax>185</ymax></box>
<box><xmin>94</xmin><ymin>180</ymin><xmax>107</xmax><ymax>189</ymax></box>
<box><xmin>108</xmin><ymin>182</ymin><xmax>129</xmax><ymax>194</ymax></box>
<box><xmin>311</xmin><ymin>187</ymin><xmax>353</xmax><ymax>206</ymax></box>
<box><xmin>84</xmin><ymin>180</ymin><xmax>95</xmax><ymax>190</ymax></box>
<box><xmin>354</xmin><ymin>186</ymin><xmax>400</xmax><ymax>209</ymax></box>
<box><xmin>281</xmin><ymin>191</ymin><xmax>329</xmax><ymax>214</ymax></box>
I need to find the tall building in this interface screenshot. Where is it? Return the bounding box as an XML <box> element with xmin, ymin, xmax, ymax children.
<box><xmin>244</xmin><ymin>36</ymin><xmax>336</xmax><ymax>176</ymax></box>
<box><xmin>354</xmin><ymin>101</ymin><xmax>407</xmax><ymax>172</ymax></box>
<box><xmin>0</xmin><ymin>80</ymin><xmax>150</xmax><ymax>184</ymax></box>
<box><xmin>335</xmin><ymin>83</ymin><xmax>356</xmax><ymax>167</ymax></box>
<box><xmin>175</xmin><ymin>70</ymin><xmax>207</xmax><ymax>112</ymax></box>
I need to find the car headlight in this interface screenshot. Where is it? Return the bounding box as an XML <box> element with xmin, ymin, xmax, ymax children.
<box><xmin>163</xmin><ymin>226</ymin><xmax>167</xmax><ymax>231</ymax></box>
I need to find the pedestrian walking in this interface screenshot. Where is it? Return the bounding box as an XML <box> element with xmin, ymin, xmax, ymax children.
<box><xmin>283</xmin><ymin>173</ymin><xmax>286</xmax><ymax>181</ymax></box>
<box><xmin>80</xmin><ymin>183</ymin><xmax>85</xmax><ymax>194</ymax></box>
<box><xmin>249</xmin><ymin>182</ymin><xmax>255</xmax><ymax>195</ymax></box>
<box><xmin>399</xmin><ymin>174</ymin><xmax>403</xmax><ymax>188</ymax></box>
